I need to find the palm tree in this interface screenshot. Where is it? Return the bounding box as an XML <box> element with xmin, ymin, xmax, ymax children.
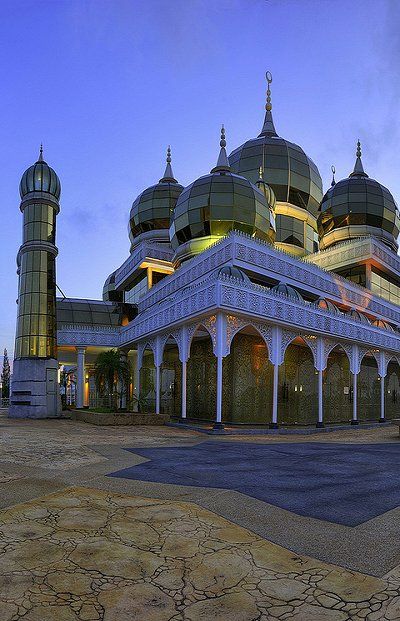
<box><xmin>94</xmin><ymin>350</ymin><xmax>131</xmax><ymax>410</ymax></box>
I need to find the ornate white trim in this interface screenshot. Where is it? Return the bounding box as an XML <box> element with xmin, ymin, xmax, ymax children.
<box><xmin>57</xmin><ymin>324</ymin><xmax>120</xmax><ymax>347</ymax></box>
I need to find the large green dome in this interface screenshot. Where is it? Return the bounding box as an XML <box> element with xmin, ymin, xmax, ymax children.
<box><xmin>170</xmin><ymin>127</ymin><xmax>276</xmax><ymax>262</ymax></box>
<box><xmin>229</xmin><ymin>135</ymin><xmax>322</xmax><ymax>218</ymax></box>
<box><xmin>20</xmin><ymin>146</ymin><xmax>61</xmax><ymax>200</ymax></box>
<box><xmin>318</xmin><ymin>142</ymin><xmax>400</xmax><ymax>252</ymax></box>
<box><xmin>228</xmin><ymin>74</ymin><xmax>323</xmax><ymax>256</ymax></box>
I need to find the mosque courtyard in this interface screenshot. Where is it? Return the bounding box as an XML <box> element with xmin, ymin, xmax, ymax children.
<box><xmin>1</xmin><ymin>413</ymin><xmax>400</xmax><ymax>620</ymax></box>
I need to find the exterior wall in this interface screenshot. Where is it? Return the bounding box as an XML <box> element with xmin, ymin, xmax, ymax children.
<box><xmin>278</xmin><ymin>343</ymin><xmax>317</xmax><ymax>426</ymax></box>
<box><xmin>187</xmin><ymin>338</ymin><xmax>217</xmax><ymax>421</ymax></box>
<box><xmin>323</xmin><ymin>349</ymin><xmax>352</xmax><ymax>423</ymax></box>
<box><xmin>358</xmin><ymin>357</ymin><xmax>380</xmax><ymax>422</ymax></box>
<box><xmin>386</xmin><ymin>361</ymin><xmax>400</xmax><ymax>419</ymax></box>
<box><xmin>140</xmin><ymin>349</ymin><xmax>156</xmax><ymax>412</ymax></box>
<box><xmin>224</xmin><ymin>333</ymin><xmax>272</xmax><ymax>424</ymax></box>
<box><xmin>161</xmin><ymin>346</ymin><xmax>181</xmax><ymax>417</ymax></box>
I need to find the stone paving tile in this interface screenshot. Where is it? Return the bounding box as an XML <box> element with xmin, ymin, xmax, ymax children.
<box><xmin>0</xmin><ymin>486</ymin><xmax>400</xmax><ymax>621</ymax></box>
<box><xmin>0</xmin><ymin>417</ymin><xmax>201</xmax><ymax>470</ymax></box>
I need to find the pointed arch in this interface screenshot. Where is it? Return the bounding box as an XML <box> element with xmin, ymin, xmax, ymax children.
<box><xmin>227</xmin><ymin>323</ymin><xmax>271</xmax><ymax>357</ymax></box>
<box><xmin>160</xmin><ymin>332</ymin><xmax>181</xmax><ymax>362</ymax></box>
<box><xmin>137</xmin><ymin>339</ymin><xmax>157</xmax><ymax>370</ymax></box>
<box><xmin>187</xmin><ymin>322</ymin><xmax>216</xmax><ymax>354</ymax></box>
<box><xmin>322</xmin><ymin>341</ymin><xmax>352</xmax><ymax>371</ymax></box>
<box><xmin>281</xmin><ymin>334</ymin><xmax>318</xmax><ymax>368</ymax></box>
<box><xmin>359</xmin><ymin>348</ymin><xmax>380</xmax><ymax>370</ymax></box>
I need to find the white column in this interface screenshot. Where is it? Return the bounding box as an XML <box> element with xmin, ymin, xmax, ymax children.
<box><xmin>317</xmin><ymin>369</ymin><xmax>324</xmax><ymax>428</ymax></box>
<box><xmin>181</xmin><ymin>360</ymin><xmax>187</xmax><ymax>421</ymax></box>
<box><xmin>352</xmin><ymin>372</ymin><xmax>358</xmax><ymax>425</ymax></box>
<box><xmin>270</xmin><ymin>363</ymin><xmax>279</xmax><ymax>429</ymax></box>
<box><xmin>119</xmin><ymin>350</ymin><xmax>128</xmax><ymax>410</ymax></box>
<box><xmin>380</xmin><ymin>376</ymin><xmax>386</xmax><ymax>422</ymax></box>
<box><xmin>215</xmin><ymin>353</ymin><xmax>223</xmax><ymax>428</ymax></box>
<box><xmin>133</xmin><ymin>353</ymin><xmax>141</xmax><ymax>412</ymax></box>
<box><xmin>76</xmin><ymin>347</ymin><xmax>86</xmax><ymax>409</ymax></box>
<box><xmin>155</xmin><ymin>364</ymin><xmax>161</xmax><ymax>415</ymax></box>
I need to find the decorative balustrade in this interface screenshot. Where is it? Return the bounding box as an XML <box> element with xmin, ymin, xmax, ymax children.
<box><xmin>135</xmin><ymin>231</ymin><xmax>400</xmax><ymax>325</ymax></box>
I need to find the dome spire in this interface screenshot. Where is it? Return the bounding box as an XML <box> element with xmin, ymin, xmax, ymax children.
<box><xmin>211</xmin><ymin>125</ymin><xmax>231</xmax><ymax>173</ymax></box>
<box><xmin>331</xmin><ymin>165</ymin><xmax>336</xmax><ymax>187</ymax></box>
<box><xmin>259</xmin><ymin>71</ymin><xmax>278</xmax><ymax>138</ymax></box>
<box><xmin>38</xmin><ymin>143</ymin><xmax>44</xmax><ymax>162</ymax></box>
<box><xmin>349</xmin><ymin>139</ymin><xmax>368</xmax><ymax>178</ymax></box>
<box><xmin>159</xmin><ymin>145</ymin><xmax>178</xmax><ymax>183</ymax></box>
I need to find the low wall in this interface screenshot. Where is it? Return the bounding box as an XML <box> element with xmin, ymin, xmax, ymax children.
<box><xmin>72</xmin><ymin>410</ymin><xmax>170</xmax><ymax>426</ymax></box>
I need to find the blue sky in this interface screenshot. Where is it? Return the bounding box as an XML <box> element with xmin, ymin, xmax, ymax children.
<box><xmin>1</xmin><ymin>0</ymin><xmax>400</xmax><ymax>363</ymax></box>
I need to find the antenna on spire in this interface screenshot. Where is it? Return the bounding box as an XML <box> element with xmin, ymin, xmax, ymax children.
<box><xmin>259</xmin><ymin>71</ymin><xmax>278</xmax><ymax>137</ymax></box>
<box><xmin>211</xmin><ymin>124</ymin><xmax>231</xmax><ymax>173</ymax></box>
<box><xmin>159</xmin><ymin>145</ymin><xmax>177</xmax><ymax>183</ymax></box>
<box><xmin>356</xmin><ymin>139</ymin><xmax>361</xmax><ymax>159</ymax></box>
<box><xmin>331</xmin><ymin>165</ymin><xmax>336</xmax><ymax>187</ymax></box>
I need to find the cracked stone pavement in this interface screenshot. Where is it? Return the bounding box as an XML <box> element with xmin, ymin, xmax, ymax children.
<box><xmin>1</xmin><ymin>411</ymin><xmax>400</xmax><ymax>620</ymax></box>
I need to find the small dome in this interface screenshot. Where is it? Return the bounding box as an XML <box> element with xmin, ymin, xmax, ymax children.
<box><xmin>20</xmin><ymin>146</ymin><xmax>61</xmax><ymax>200</ymax></box>
<box><xmin>316</xmin><ymin>298</ymin><xmax>340</xmax><ymax>313</ymax></box>
<box><xmin>271</xmin><ymin>282</ymin><xmax>303</xmax><ymax>300</ymax></box>
<box><xmin>170</xmin><ymin>127</ymin><xmax>276</xmax><ymax>262</ymax></box>
<box><xmin>348</xmin><ymin>308</ymin><xmax>370</xmax><ymax>324</ymax></box>
<box><xmin>103</xmin><ymin>270</ymin><xmax>120</xmax><ymax>302</ymax></box>
<box><xmin>218</xmin><ymin>265</ymin><xmax>250</xmax><ymax>282</ymax></box>
<box><xmin>129</xmin><ymin>147</ymin><xmax>184</xmax><ymax>246</ymax></box>
<box><xmin>372</xmin><ymin>319</ymin><xmax>394</xmax><ymax>331</ymax></box>
<box><xmin>318</xmin><ymin>141</ymin><xmax>400</xmax><ymax>251</ymax></box>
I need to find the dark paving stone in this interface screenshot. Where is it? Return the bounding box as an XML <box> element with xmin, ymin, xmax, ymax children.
<box><xmin>108</xmin><ymin>442</ymin><xmax>400</xmax><ymax>526</ymax></box>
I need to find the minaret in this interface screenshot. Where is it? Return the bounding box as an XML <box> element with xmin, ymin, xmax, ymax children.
<box><xmin>9</xmin><ymin>146</ymin><xmax>62</xmax><ymax>418</ymax></box>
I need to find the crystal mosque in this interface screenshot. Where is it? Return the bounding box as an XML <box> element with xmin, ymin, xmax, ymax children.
<box><xmin>9</xmin><ymin>74</ymin><xmax>400</xmax><ymax>428</ymax></box>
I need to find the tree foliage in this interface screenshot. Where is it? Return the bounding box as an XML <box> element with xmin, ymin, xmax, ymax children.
<box><xmin>1</xmin><ymin>348</ymin><xmax>10</xmax><ymax>399</ymax></box>
<box><xmin>93</xmin><ymin>349</ymin><xmax>131</xmax><ymax>409</ymax></box>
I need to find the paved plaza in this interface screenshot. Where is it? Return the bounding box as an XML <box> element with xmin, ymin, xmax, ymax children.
<box><xmin>1</xmin><ymin>412</ymin><xmax>400</xmax><ymax>620</ymax></box>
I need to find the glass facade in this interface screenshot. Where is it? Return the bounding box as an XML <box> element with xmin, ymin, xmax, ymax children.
<box><xmin>371</xmin><ymin>267</ymin><xmax>400</xmax><ymax>305</ymax></box>
<box><xmin>336</xmin><ymin>265</ymin><xmax>366</xmax><ymax>287</ymax></box>
<box><xmin>318</xmin><ymin>176</ymin><xmax>400</xmax><ymax>250</ymax></box>
<box><xmin>15</xmin><ymin>249</ymin><xmax>56</xmax><ymax>359</ymax></box>
<box><xmin>129</xmin><ymin>181</ymin><xmax>183</xmax><ymax>243</ymax></box>
<box><xmin>170</xmin><ymin>171</ymin><xmax>276</xmax><ymax>250</ymax></box>
<box><xmin>124</xmin><ymin>273</ymin><xmax>148</xmax><ymax>304</ymax></box>
<box><xmin>56</xmin><ymin>299</ymin><xmax>121</xmax><ymax>326</ymax></box>
<box><xmin>229</xmin><ymin>136</ymin><xmax>323</xmax><ymax>218</ymax></box>
<box><xmin>23</xmin><ymin>203</ymin><xmax>55</xmax><ymax>244</ymax></box>
<box><xmin>275</xmin><ymin>215</ymin><xmax>318</xmax><ymax>252</ymax></box>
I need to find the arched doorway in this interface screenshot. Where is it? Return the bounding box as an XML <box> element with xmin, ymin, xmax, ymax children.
<box><xmin>224</xmin><ymin>327</ymin><xmax>273</xmax><ymax>424</ymax></box>
<box><xmin>324</xmin><ymin>345</ymin><xmax>352</xmax><ymax>424</ymax></box>
<box><xmin>187</xmin><ymin>326</ymin><xmax>216</xmax><ymax>421</ymax></box>
<box><xmin>358</xmin><ymin>352</ymin><xmax>380</xmax><ymax>421</ymax></box>
<box><xmin>139</xmin><ymin>345</ymin><xmax>156</xmax><ymax>413</ymax></box>
<box><xmin>278</xmin><ymin>337</ymin><xmax>317</xmax><ymax>425</ymax></box>
<box><xmin>386</xmin><ymin>358</ymin><xmax>400</xmax><ymax>420</ymax></box>
<box><xmin>161</xmin><ymin>336</ymin><xmax>181</xmax><ymax>417</ymax></box>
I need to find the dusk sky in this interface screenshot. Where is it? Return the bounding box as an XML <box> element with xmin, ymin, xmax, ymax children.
<box><xmin>1</xmin><ymin>0</ymin><xmax>400</xmax><ymax>363</ymax></box>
